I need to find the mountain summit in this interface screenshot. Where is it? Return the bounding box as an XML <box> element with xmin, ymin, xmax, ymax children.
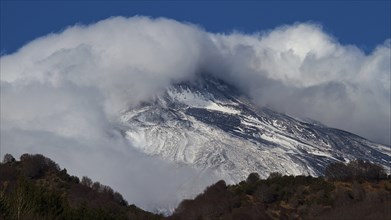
<box><xmin>121</xmin><ymin>74</ymin><xmax>390</xmax><ymax>183</ymax></box>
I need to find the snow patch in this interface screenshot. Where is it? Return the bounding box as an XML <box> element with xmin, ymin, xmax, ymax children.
<box><xmin>167</xmin><ymin>88</ymin><xmax>240</xmax><ymax>114</ymax></box>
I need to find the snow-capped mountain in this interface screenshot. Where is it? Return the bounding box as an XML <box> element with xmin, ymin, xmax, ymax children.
<box><xmin>121</xmin><ymin>74</ymin><xmax>390</xmax><ymax>183</ymax></box>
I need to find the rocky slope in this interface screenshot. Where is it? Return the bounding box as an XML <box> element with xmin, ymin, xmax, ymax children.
<box><xmin>121</xmin><ymin>74</ymin><xmax>390</xmax><ymax>183</ymax></box>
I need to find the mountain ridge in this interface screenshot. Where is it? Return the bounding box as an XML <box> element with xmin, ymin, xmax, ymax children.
<box><xmin>120</xmin><ymin>74</ymin><xmax>390</xmax><ymax>183</ymax></box>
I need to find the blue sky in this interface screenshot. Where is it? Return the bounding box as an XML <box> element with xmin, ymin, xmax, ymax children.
<box><xmin>1</xmin><ymin>1</ymin><xmax>390</xmax><ymax>55</ymax></box>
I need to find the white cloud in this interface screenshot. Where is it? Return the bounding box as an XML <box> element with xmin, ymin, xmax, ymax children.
<box><xmin>1</xmin><ymin>16</ymin><xmax>390</xmax><ymax>212</ymax></box>
<box><xmin>207</xmin><ymin>25</ymin><xmax>390</xmax><ymax>145</ymax></box>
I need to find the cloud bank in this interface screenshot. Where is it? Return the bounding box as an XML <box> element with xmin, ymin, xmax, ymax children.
<box><xmin>1</xmin><ymin>16</ymin><xmax>390</xmax><ymax>211</ymax></box>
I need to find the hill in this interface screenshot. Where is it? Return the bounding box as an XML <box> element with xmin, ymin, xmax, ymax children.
<box><xmin>1</xmin><ymin>153</ymin><xmax>390</xmax><ymax>219</ymax></box>
<box><xmin>0</xmin><ymin>153</ymin><xmax>162</xmax><ymax>220</ymax></box>
<box><xmin>169</xmin><ymin>170</ymin><xmax>390</xmax><ymax>220</ymax></box>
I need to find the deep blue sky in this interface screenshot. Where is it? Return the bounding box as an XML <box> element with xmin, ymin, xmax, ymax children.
<box><xmin>1</xmin><ymin>1</ymin><xmax>390</xmax><ymax>55</ymax></box>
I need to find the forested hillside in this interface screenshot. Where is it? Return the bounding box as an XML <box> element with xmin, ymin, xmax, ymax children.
<box><xmin>169</xmin><ymin>160</ymin><xmax>390</xmax><ymax>220</ymax></box>
<box><xmin>0</xmin><ymin>154</ymin><xmax>162</xmax><ymax>220</ymax></box>
<box><xmin>1</xmin><ymin>154</ymin><xmax>390</xmax><ymax>220</ymax></box>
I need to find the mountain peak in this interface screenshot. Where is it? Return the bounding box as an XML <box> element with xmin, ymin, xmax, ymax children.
<box><xmin>121</xmin><ymin>74</ymin><xmax>391</xmax><ymax>183</ymax></box>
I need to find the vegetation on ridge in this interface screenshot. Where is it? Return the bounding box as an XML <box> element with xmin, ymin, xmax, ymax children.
<box><xmin>0</xmin><ymin>153</ymin><xmax>162</xmax><ymax>220</ymax></box>
<box><xmin>169</xmin><ymin>160</ymin><xmax>390</xmax><ymax>220</ymax></box>
<box><xmin>1</xmin><ymin>153</ymin><xmax>390</xmax><ymax>220</ymax></box>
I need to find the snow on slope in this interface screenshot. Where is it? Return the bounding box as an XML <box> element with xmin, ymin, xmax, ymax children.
<box><xmin>120</xmin><ymin>74</ymin><xmax>391</xmax><ymax>183</ymax></box>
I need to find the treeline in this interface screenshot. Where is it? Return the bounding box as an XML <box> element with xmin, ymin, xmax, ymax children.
<box><xmin>324</xmin><ymin>159</ymin><xmax>388</xmax><ymax>181</ymax></box>
<box><xmin>169</xmin><ymin>160</ymin><xmax>390</xmax><ymax>220</ymax></box>
<box><xmin>1</xmin><ymin>154</ymin><xmax>390</xmax><ymax>220</ymax></box>
<box><xmin>0</xmin><ymin>154</ymin><xmax>162</xmax><ymax>220</ymax></box>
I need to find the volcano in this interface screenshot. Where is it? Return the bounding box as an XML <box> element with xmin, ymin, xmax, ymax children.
<box><xmin>121</xmin><ymin>74</ymin><xmax>390</xmax><ymax>183</ymax></box>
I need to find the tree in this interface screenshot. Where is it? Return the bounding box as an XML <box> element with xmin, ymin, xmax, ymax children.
<box><xmin>91</xmin><ymin>181</ymin><xmax>102</xmax><ymax>192</ymax></box>
<box><xmin>325</xmin><ymin>162</ymin><xmax>352</xmax><ymax>181</ymax></box>
<box><xmin>13</xmin><ymin>179</ymin><xmax>33</xmax><ymax>220</ymax></box>
<box><xmin>268</xmin><ymin>172</ymin><xmax>282</xmax><ymax>179</ymax></box>
<box><xmin>246</xmin><ymin>172</ymin><xmax>260</xmax><ymax>184</ymax></box>
<box><xmin>81</xmin><ymin>176</ymin><xmax>93</xmax><ymax>187</ymax></box>
<box><xmin>2</xmin><ymin>154</ymin><xmax>15</xmax><ymax>164</ymax></box>
<box><xmin>113</xmin><ymin>192</ymin><xmax>127</xmax><ymax>206</ymax></box>
<box><xmin>325</xmin><ymin>159</ymin><xmax>387</xmax><ymax>181</ymax></box>
<box><xmin>347</xmin><ymin>159</ymin><xmax>387</xmax><ymax>181</ymax></box>
<box><xmin>20</xmin><ymin>154</ymin><xmax>60</xmax><ymax>179</ymax></box>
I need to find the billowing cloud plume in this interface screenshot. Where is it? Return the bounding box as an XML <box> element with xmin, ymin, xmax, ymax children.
<box><xmin>1</xmin><ymin>16</ymin><xmax>390</xmax><ymax>212</ymax></box>
<box><xmin>207</xmin><ymin>24</ymin><xmax>390</xmax><ymax>145</ymax></box>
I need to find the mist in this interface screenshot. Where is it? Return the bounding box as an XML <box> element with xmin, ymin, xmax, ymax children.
<box><xmin>1</xmin><ymin>16</ymin><xmax>390</xmax><ymax>212</ymax></box>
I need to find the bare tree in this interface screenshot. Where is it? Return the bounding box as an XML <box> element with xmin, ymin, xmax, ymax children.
<box><xmin>81</xmin><ymin>176</ymin><xmax>93</xmax><ymax>187</ymax></box>
<box><xmin>2</xmin><ymin>154</ymin><xmax>15</xmax><ymax>164</ymax></box>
